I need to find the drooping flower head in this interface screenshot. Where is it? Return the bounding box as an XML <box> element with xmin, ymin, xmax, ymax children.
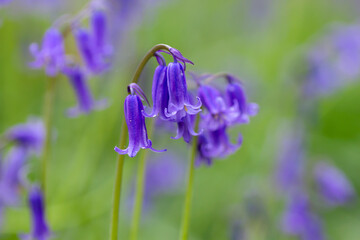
<box><xmin>63</xmin><ymin>65</ymin><xmax>107</xmax><ymax>118</ymax></box>
<box><xmin>314</xmin><ymin>161</ymin><xmax>355</xmax><ymax>206</ymax></box>
<box><xmin>225</xmin><ymin>75</ymin><xmax>258</xmax><ymax>124</ymax></box>
<box><xmin>5</xmin><ymin>118</ymin><xmax>45</xmax><ymax>155</ymax></box>
<box><xmin>21</xmin><ymin>186</ymin><xmax>51</xmax><ymax>240</ymax></box>
<box><xmin>196</xmin><ymin>127</ymin><xmax>242</xmax><ymax>166</ymax></box>
<box><xmin>29</xmin><ymin>28</ymin><xmax>66</xmax><ymax>76</ymax></box>
<box><xmin>73</xmin><ymin>9</ymin><xmax>112</xmax><ymax>74</ymax></box>
<box><xmin>164</xmin><ymin>49</ymin><xmax>202</xmax><ymax>121</ymax></box>
<box><xmin>143</xmin><ymin>53</ymin><xmax>168</xmax><ymax>119</ymax></box>
<box><xmin>114</xmin><ymin>83</ymin><xmax>166</xmax><ymax>158</ymax></box>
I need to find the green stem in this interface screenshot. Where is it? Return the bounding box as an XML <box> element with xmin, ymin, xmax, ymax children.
<box><xmin>130</xmin><ymin>119</ymin><xmax>154</xmax><ymax>240</ymax></box>
<box><xmin>110</xmin><ymin>44</ymin><xmax>173</xmax><ymax>240</ymax></box>
<box><xmin>41</xmin><ymin>77</ymin><xmax>57</xmax><ymax>195</ymax></box>
<box><xmin>110</xmin><ymin>119</ymin><xmax>128</xmax><ymax>240</ymax></box>
<box><xmin>179</xmin><ymin>116</ymin><xmax>200</xmax><ymax>240</ymax></box>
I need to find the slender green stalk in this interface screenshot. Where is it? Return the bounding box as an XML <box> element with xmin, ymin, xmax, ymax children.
<box><xmin>179</xmin><ymin>116</ymin><xmax>200</xmax><ymax>240</ymax></box>
<box><xmin>41</xmin><ymin>77</ymin><xmax>57</xmax><ymax>195</ymax></box>
<box><xmin>110</xmin><ymin>119</ymin><xmax>128</xmax><ymax>240</ymax></box>
<box><xmin>130</xmin><ymin>119</ymin><xmax>154</xmax><ymax>240</ymax></box>
<box><xmin>110</xmin><ymin>44</ymin><xmax>173</xmax><ymax>240</ymax></box>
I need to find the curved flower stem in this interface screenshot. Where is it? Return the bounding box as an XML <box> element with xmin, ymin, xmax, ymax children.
<box><xmin>179</xmin><ymin>115</ymin><xmax>200</xmax><ymax>240</ymax></box>
<box><xmin>110</xmin><ymin>119</ymin><xmax>128</xmax><ymax>240</ymax></box>
<box><xmin>203</xmin><ymin>72</ymin><xmax>229</xmax><ymax>84</ymax></box>
<box><xmin>130</xmin><ymin>119</ymin><xmax>154</xmax><ymax>240</ymax></box>
<box><xmin>110</xmin><ymin>44</ymin><xmax>172</xmax><ymax>240</ymax></box>
<box><xmin>131</xmin><ymin>44</ymin><xmax>171</xmax><ymax>84</ymax></box>
<box><xmin>41</xmin><ymin>76</ymin><xmax>57</xmax><ymax>195</ymax></box>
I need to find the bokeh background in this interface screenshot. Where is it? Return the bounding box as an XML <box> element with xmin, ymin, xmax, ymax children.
<box><xmin>1</xmin><ymin>0</ymin><xmax>360</xmax><ymax>239</ymax></box>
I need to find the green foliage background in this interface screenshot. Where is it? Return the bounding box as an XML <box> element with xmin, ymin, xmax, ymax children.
<box><xmin>0</xmin><ymin>0</ymin><xmax>360</xmax><ymax>239</ymax></box>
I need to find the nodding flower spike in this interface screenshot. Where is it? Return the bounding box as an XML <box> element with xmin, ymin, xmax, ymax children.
<box><xmin>29</xmin><ymin>28</ymin><xmax>66</xmax><ymax>76</ymax></box>
<box><xmin>143</xmin><ymin>54</ymin><xmax>169</xmax><ymax>119</ymax></box>
<box><xmin>63</xmin><ymin>66</ymin><xmax>107</xmax><ymax>118</ymax></box>
<box><xmin>165</xmin><ymin>61</ymin><xmax>202</xmax><ymax>120</ymax></box>
<box><xmin>21</xmin><ymin>186</ymin><xmax>51</xmax><ymax>240</ymax></box>
<box><xmin>114</xmin><ymin>84</ymin><xmax>166</xmax><ymax>158</ymax></box>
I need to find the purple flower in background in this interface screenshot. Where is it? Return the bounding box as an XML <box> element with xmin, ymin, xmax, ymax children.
<box><xmin>275</xmin><ymin>130</ymin><xmax>305</xmax><ymax>193</ymax></box>
<box><xmin>21</xmin><ymin>186</ymin><xmax>51</xmax><ymax>240</ymax></box>
<box><xmin>114</xmin><ymin>84</ymin><xmax>166</xmax><ymax>157</ymax></box>
<box><xmin>0</xmin><ymin>146</ymin><xmax>28</xmax><ymax>206</ymax></box>
<box><xmin>63</xmin><ymin>66</ymin><xmax>107</xmax><ymax>118</ymax></box>
<box><xmin>314</xmin><ymin>161</ymin><xmax>355</xmax><ymax>206</ymax></box>
<box><xmin>144</xmin><ymin>54</ymin><xmax>169</xmax><ymax>119</ymax></box>
<box><xmin>226</xmin><ymin>76</ymin><xmax>258</xmax><ymax>124</ymax></box>
<box><xmin>0</xmin><ymin>0</ymin><xmax>12</xmax><ymax>6</ymax></box>
<box><xmin>198</xmin><ymin>84</ymin><xmax>239</xmax><ymax>131</ymax></box>
<box><xmin>5</xmin><ymin>118</ymin><xmax>45</xmax><ymax>154</ymax></box>
<box><xmin>74</xmin><ymin>9</ymin><xmax>112</xmax><ymax>74</ymax></box>
<box><xmin>281</xmin><ymin>192</ymin><xmax>325</xmax><ymax>240</ymax></box>
<box><xmin>196</xmin><ymin>127</ymin><xmax>242</xmax><ymax>166</ymax></box>
<box><xmin>165</xmin><ymin>54</ymin><xmax>201</xmax><ymax>120</ymax></box>
<box><xmin>29</xmin><ymin>28</ymin><xmax>66</xmax><ymax>76</ymax></box>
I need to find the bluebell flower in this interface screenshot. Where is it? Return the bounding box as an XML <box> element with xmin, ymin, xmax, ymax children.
<box><xmin>281</xmin><ymin>192</ymin><xmax>325</xmax><ymax>240</ymax></box>
<box><xmin>164</xmin><ymin>54</ymin><xmax>201</xmax><ymax>120</ymax></box>
<box><xmin>0</xmin><ymin>146</ymin><xmax>28</xmax><ymax>206</ymax></box>
<box><xmin>21</xmin><ymin>186</ymin><xmax>51</xmax><ymax>240</ymax></box>
<box><xmin>226</xmin><ymin>76</ymin><xmax>258</xmax><ymax>124</ymax></box>
<box><xmin>143</xmin><ymin>53</ymin><xmax>169</xmax><ymax>119</ymax></box>
<box><xmin>114</xmin><ymin>83</ymin><xmax>166</xmax><ymax>157</ymax></box>
<box><xmin>314</xmin><ymin>161</ymin><xmax>355</xmax><ymax>206</ymax></box>
<box><xmin>5</xmin><ymin>118</ymin><xmax>45</xmax><ymax>155</ymax></box>
<box><xmin>74</xmin><ymin>9</ymin><xmax>111</xmax><ymax>74</ymax></box>
<box><xmin>63</xmin><ymin>65</ymin><xmax>107</xmax><ymax>117</ymax></box>
<box><xmin>29</xmin><ymin>28</ymin><xmax>66</xmax><ymax>76</ymax></box>
<box><xmin>171</xmin><ymin>114</ymin><xmax>199</xmax><ymax>143</ymax></box>
<box><xmin>198</xmin><ymin>84</ymin><xmax>239</xmax><ymax>131</ymax></box>
<box><xmin>196</xmin><ymin>127</ymin><xmax>242</xmax><ymax>166</ymax></box>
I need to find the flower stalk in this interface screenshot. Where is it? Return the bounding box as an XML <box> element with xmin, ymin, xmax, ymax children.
<box><xmin>179</xmin><ymin>115</ymin><xmax>200</xmax><ymax>240</ymax></box>
<box><xmin>110</xmin><ymin>43</ymin><xmax>172</xmax><ymax>240</ymax></box>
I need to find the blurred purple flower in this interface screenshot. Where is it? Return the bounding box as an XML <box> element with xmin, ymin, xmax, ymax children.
<box><xmin>226</xmin><ymin>76</ymin><xmax>258</xmax><ymax>124</ymax></box>
<box><xmin>196</xmin><ymin>127</ymin><xmax>242</xmax><ymax>166</ymax></box>
<box><xmin>281</xmin><ymin>192</ymin><xmax>325</xmax><ymax>240</ymax></box>
<box><xmin>114</xmin><ymin>84</ymin><xmax>166</xmax><ymax>157</ymax></box>
<box><xmin>74</xmin><ymin>9</ymin><xmax>112</xmax><ymax>75</ymax></box>
<box><xmin>198</xmin><ymin>84</ymin><xmax>239</xmax><ymax>131</ymax></box>
<box><xmin>5</xmin><ymin>118</ymin><xmax>45</xmax><ymax>155</ymax></box>
<box><xmin>29</xmin><ymin>28</ymin><xmax>66</xmax><ymax>76</ymax></box>
<box><xmin>63</xmin><ymin>66</ymin><xmax>107</xmax><ymax>118</ymax></box>
<box><xmin>314</xmin><ymin>161</ymin><xmax>355</xmax><ymax>206</ymax></box>
<box><xmin>21</xmin><ymin>186</ymin><xmax>51</xmax><ymax>240</ymax></box>
<box><xmin>275</xmin><ymin>130</ymin><xmax>305</xmax><ymax>193</ymax></box>
<box><xmin>0</xmin><ymin>146</ymin><xmax>28</xmax><ymax>206</ymax></box>
<box><xmin>0</xmin><ymin>0</ymin><xmax>12</xmax><ymax>6</ymax></box>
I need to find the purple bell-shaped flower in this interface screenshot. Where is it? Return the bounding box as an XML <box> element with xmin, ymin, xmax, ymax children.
<box><xmin>114</xmin><ymin>83</ymin><xmax>166</xmax><ymax>157</ymax></box>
